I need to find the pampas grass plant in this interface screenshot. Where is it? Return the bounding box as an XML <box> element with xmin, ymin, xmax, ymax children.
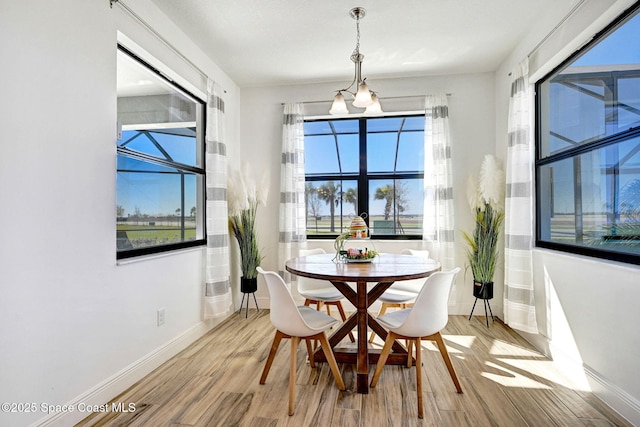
<box><xmin>462</xmin><ymin>155</ymin><xmax>505</xmax><ymax>284</ymax></box>
<box><xmin>228</xmin><ymin>165</ymin><xmax>269</xmax><ymax>280</ymax></box>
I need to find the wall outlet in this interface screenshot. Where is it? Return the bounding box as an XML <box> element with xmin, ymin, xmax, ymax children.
<box><xmin>157</xmin><ymin>308</ymin><xmax>165</xmax><ymax>326</ymax></box>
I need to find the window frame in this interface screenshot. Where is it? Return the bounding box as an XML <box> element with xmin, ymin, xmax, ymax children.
<box><xmin>534</xmin><ymin>3</ymin><xmax>640</xmax><ymax>265</ymax></box>
<box><xmin>304</xmin><ymin>114</ymin><xmax>425</xmax><ymax>240</ymax></box>
<box><xmin>116</xmin><ymin>44</ymin><xmax>207</xmax><ymax>260</ymax></box>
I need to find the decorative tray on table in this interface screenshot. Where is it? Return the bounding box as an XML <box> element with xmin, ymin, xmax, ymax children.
<box><xmin>342</xmin><ymin>248</ymin><xmax>378</xmax><ymax>263</ymax></box>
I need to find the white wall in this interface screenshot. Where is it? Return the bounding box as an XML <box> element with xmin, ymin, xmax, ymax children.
<box><xmin>495</xmin><ymin>0</ymin><xmax>640</xmax><ymax>424</ymax></box>
<box><xmin>239</xmin><ymin>73</ymin><xmax>497</xmax><ymax>315</ymax></box>
<box><xmin>0</xmin><ymin>1</ymin><xmax>239</xmax><ymax>426</ymax></box>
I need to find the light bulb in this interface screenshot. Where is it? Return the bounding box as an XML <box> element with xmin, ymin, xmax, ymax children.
<box><xmin>353</xmin><ymin>83</ymin><xmax>373</xmax><ymax>108</ymax></box>
<box><xmin>364</xmin><ymin>93</ymin><xmax>383</xmax><ymax>115</ymax></box>
<box><xmin>329</xmin><ymin>92</ymin><xmax>349</xmax><ymax>115</ymax></box>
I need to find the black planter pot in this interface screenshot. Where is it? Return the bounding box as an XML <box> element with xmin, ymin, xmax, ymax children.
<box><xmin>473</xmin><ymin>281</ymin><xmax>494</xmax><ymax>300</ymax></box>
<box><xmin>239</xmin><ymin>277</ymin><xmax>259</xmax><ymax>318</ymax></box>
<box><xmin>241</xmin><ymin>277</ymin><xmax>258</xmax><ymax>293</ymax></box>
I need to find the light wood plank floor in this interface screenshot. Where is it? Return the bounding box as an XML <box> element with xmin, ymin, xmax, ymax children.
<box><xmin>77</xmin><ymin>311</ymin><xmax>631</xmax><ymax>427</ymax></box>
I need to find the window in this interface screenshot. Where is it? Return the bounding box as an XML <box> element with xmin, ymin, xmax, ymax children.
<box><xmin>116</xmin><ymin>45</ymin><xmax>206</xmax><ymax>259</ymax></box>
<box><xmin>304</xmin><ymin>115</ymin><xmax>424</xmax><ymax>238</ymax></box>
<box><xmin>536</xmin><ymin>5</ymin><xmax>640</xmax><ymax>264</ymax></box>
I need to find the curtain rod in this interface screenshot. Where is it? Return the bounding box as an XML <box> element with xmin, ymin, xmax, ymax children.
<box><xmin>110</xmin><ymin>0</ymin><xmax>226</xmax><ymax>93</ymax></box>
<box><xmin>527</xmin><ymin>0</ymin><xmax>587</xmax><ymax>59</ymax></box>
<box><xmin>282</xmin><ymin>93</ymin><xmax>452</xmax><ymax>106</ymax></box>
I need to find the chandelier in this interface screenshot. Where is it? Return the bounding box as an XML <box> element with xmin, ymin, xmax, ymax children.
<box><xmin>329</xmin><ymin>7</ymin><xmax>383</xmax><ymax>116</ymax></box>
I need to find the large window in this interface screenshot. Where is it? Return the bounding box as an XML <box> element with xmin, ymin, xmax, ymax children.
<box><xmin>116</xmin><ymin>46</ymin><xmax>206</xmax><ymax>259</ymax></box>
<box><xmin>536</xmin><ymin>5</ymin><xmax>640</xmax><ymax>264</ymax></box>
<box><xmin>304</xmin><ymin>115</ymin><xmax>424</xmax><ymax>238</ymax></box>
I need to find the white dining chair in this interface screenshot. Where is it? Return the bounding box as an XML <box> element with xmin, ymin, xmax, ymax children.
<box><xmin>370</xmin><ymin>267</ymin><xmax>463</xmax><ymax>419</ymax></box>
<box><xmin>298</xmin><ymin>247</ymin><xmax>354</xmax><ymax>342</ymax></box>
<box><xmin>368</xmin><ymin>249</ymin><xmax>431</xmax><ymax>343</ymax></box>
<box><xmin>257</xmin><ymin>267</ymin><xmax>346</xmax><ymax>416</ymax></box>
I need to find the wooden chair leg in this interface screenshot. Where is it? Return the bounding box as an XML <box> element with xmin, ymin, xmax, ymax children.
<box><xmin>430</xmin><ymin>332</ymin><xmax>463</xmax><ymax>393</ymax></box>
<box><xmin>317</xmin><ymin>333</ymin><xmax>345</xmax><ymax>390</ymax></box>
<box><xmin>335</xmin><ymin>301</ymin><xmax>356</xmax><ymax>342</ymax></box>
<box><xmin>415</xmin><ymin>338</ymin><xmax>424</xmax><ymax>419</ymax></box>
<box><xmin>305</xmin><ymin>299</ymin><xmax>321</xmax><ymax>349</ymax></box>
<box><xmin>260</xmin><ymin>330</ymin><xmax>284</xmax><ymax>384</ymax></box>
<box><xmin>305</xmin><ymin>338</ymin><xmax>315</xmax><ymax>368</ymax></box>
<box><xmin>369</xmin><ymin>302</ymin><xmax>390</xmax><ymax>343</ymax></box>
<box><xmin>407</xmin><ymin>339</ymin><xmax>413</xmax><ymax>367</ymax></box>
<box><xmin>289</xmin><ymin>336</ymin><xmax>300</xmax><ymax>416</ymax></box>
<box><xmin>370</xmin><ymin>331</ymin><xmax>396</xmax><ymax>387</ymax></box>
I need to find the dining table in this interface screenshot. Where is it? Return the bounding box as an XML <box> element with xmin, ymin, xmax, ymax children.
<box><xmin>285</xmin><ymin>252</ymin><xmax>441</xmax><ymax>394</ymax></box>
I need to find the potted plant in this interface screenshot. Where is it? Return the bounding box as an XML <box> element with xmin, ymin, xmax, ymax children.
<box><xmin>228</xmin><ymin>166</ymin><xmax>268</xmax><ymax>293</ymax></box>
<box><xmin>462</xmin><ymin>155</ymin><xmax>505</xmax><ymax>300</ymax></box>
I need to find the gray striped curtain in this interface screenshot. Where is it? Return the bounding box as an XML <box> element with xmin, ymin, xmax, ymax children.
<box><xmin>203</xmin><ymin>80</ymin><xmax>232</xmax><ymax>319</ymax></box>
<box><xmin>504</xmin><ymin>60</ymin><xmax>538</xmax><ymax>333</ymax></box>
<box><xmin>423</xmin><ymin>95</ymin><xmax>456</xmax><ymax>271</ymax></box>
<box><xmin>278</xmin><ymin>103</ymin><xmax>306</xmax><ymax>282</ymax></box>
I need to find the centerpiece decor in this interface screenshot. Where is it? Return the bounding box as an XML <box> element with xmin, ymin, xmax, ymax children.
<box><xmin>348</xmin><ymin>214</ymin><xmax>369</xmax><ymax>238</ymax></box>
<box><xmin>462</xmin><ymin>155</ymin><xmax>504</xmax><ymax>326</ymax></box>
<box><xmin>333</xmin><ymin>213</ymin><xmax>378</xmax><ymax>262</ymax></box>
<box><xmin>228</xmin><ymin>166</ymin><xmax>268</xmax><ymax>296</ymax></box>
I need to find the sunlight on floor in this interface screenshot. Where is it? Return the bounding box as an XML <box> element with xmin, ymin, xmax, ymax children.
<box><xmin>481</xmin><ymin>360</ymin><xmax>553</xmax><ymax>389</ymax></box>
<box><xmin>488</xmin><ymin>338</ymin><xmax>543</xmax><ymax>357</ymax></box>
<box><xmin>442</xmin><ymin>334</ymin><xmax>476</xmax><ymax>350</ymax></box>
<box><xmin>499</xmin><ymin>357</ymin><xmax>590</xmax><ymax>391</ymax></box>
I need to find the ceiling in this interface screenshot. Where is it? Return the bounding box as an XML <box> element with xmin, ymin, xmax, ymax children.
<box><xmin>150</xmin><ymin>0</ymin><xmax>572</xmax><ymax>88</ymax></box>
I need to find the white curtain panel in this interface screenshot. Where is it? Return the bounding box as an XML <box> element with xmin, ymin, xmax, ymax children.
<box><xmin>423</xmin><ymin>95</ymin><xmax>456</xmax><ymax>271</ymax></box>
<box><xmin>504</xmin><ymin>60</ymin><xmax>538</xmax><ymax>334</ymax></box>
<box><xmin>203</xmin><ymin>80</ymin><xmax>232</xmax><ymax>319</ymax></box>
<box><xmin>278</xmin><ymin>103</ymin><xmax>306</xmax><ymax>282</ymax></box>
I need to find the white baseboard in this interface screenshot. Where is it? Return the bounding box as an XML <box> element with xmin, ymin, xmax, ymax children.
<box><xmin>533</xmin><ymin>335</ymin><xmax>640</xmax><ymax>426</ymax></box>
<box><xmin>31</xmin><ymin>319</ymin><xmax>220</xmax><ymax>427</ymax></box>
<box><xmin>583</xmin><ymin>363</ymin><xmax>640</xmax><ymax>426</ymax></box>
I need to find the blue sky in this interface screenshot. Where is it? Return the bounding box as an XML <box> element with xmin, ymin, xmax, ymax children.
<box><xmin>304</xmin><ymin>116</ymin><xmax>425</xmax><ymax>217</ymax></box>
<box><xmin>547</xmin><ymin>11</ymin><xmax>640</xmax><ymax>215</ymax></box>
<box><xmin>117</xmin><ymin>130</ymin><xmax>198</xmax><ymax>218</ymax></box>
<box><xmin>572</xmin><ymin>11</ymin><xmax>640</xmax><ymax>67</ymax></box>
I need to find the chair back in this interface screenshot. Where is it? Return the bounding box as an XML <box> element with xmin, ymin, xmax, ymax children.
<box><xmin>394</xmin><ymin>267</ymin><xmax>460</xmax><ymax>337</ymax></box>
<box><xmin>391</xmin><ymin>249</ymin><xmax>432</xmax><ymax>293</ymax></box>
<box><xmin>257</xmin><ymin>267</ymin><xmax>315</xmax><ymax>337</ymax></box>
<box><xmin>297</xmin><ymin>248</ymin><xmax>329</xmax><ymax>293</ymax></box>
<box><xmin>401</xmin><ymin>248</ymin><xmax>430</xmax><ymax>258</ymax></box>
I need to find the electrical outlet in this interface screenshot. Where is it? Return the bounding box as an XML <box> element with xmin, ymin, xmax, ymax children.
<box><xmin>157</xmin><ymin>308</ymin><xmax>165</xmax><ymax>326</ymax></box>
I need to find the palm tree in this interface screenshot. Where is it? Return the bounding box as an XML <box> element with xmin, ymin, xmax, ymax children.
<box><xmin>374</xmin><ymin>181</ymin><xmax>409</xmax><ymax>233</ymax></box>
<box><xmin>374</xmin><ymin>185</ymin><xmax>395</xmax><ymax>220</ymax></box>
<box><xmin>344</xmin><ymin>187</ymin><xmax>358</xmax><ymax>215</ymax></box>
<box><xmin>305</xmin><ymin>182</ymin><xmax>321</xmax><ymax>218</ymax></box>
<box><xmin>318</xmin><ymin>181</ymin><xmax>341</xmax><ymax>232</ymax></box>
<box><xmin>305</xmin><ymin>182</ymin><xmax>322</xmax><ymax>232</ymax></box>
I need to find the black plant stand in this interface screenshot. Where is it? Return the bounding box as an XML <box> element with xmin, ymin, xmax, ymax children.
<box><xmin>468</xmin><ymin>281</ymin><xmax>494</xmax><ymax>327</ymax></box>
<box><xmin>238</xmin><ymin>277</ymin><xmax>259</xmax><ymax>318</ymax></box>
<box><xmin>238</xmin><ymin>291</ymin><xmax>259</xmax><ymax>318</ymax></box>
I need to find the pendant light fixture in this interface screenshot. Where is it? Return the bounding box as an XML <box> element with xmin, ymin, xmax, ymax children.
<box><xmin>329</xmin><ymin>7</ymin><xmax>383</xmax><ymax>116</ymax></box>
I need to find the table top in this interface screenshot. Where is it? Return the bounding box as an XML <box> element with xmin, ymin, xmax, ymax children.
<box><xmin>285</xmin><ymin>253</ymin><xmax>441</xmax><ymax>283</ymax></box>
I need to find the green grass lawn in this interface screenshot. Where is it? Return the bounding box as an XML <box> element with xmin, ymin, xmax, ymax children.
<box><xmin>305</xmin><ymin>215</ymin><xmax>423</xmax><ymax>235</ymax></box>
<box><xmin>117</xmin><ymin>224</ymin><xmax>196</xmax><ymax>245</ymax></box>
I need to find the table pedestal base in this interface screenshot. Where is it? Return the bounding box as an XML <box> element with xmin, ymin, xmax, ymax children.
<box><xmin>313</xmin><ymin>345</ymin><xmax>413</xmax><ymax>394</ymax></box>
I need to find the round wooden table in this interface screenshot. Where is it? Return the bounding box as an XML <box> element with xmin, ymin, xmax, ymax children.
<box><xmin>285</xmin><ymin>252</ymin><xmax>441</xmax><ymax>393</ymax></box>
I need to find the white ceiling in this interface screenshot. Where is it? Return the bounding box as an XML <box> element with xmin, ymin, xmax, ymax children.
<box><xmin>150</xmin><ymin>0</ymin><xmax>574</xmax><ymax>88</ymax></box>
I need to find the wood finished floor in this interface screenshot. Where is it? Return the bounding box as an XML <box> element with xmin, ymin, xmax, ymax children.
<box><xmin>77</xmin><ymin>311</ymin><xmax>631</xmax><ymax>427</ymax></box>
